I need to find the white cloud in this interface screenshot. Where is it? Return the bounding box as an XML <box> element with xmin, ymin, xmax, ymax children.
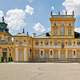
<box><xmin>0</xmin><ymin>5</ymin><xmax>34</xmax><ymax>35</ymax></box>
<box><xmin>0</xmin><ymin>10</ymin><xmax>4</xmax><ymax>21</ymax></box>
<box><xmin>63</xmin><ymin>0</ymin><xmax>80</xmax><ymax>16</ymax></box>
<box><xmin>25</xmin><ymin>5</ymin><xmax>34</xmax><ymax>15</ymax></box>
<box><xmin>33</xmin><ymin>23</ymin><xmax>45</xmax><ymax>32</ymax></box>
<box><xmin>74</xmin><ymin>27</ymin><xmax>80</xmax><ymax>33</ymax></box>
<box><xmin>5</xmin><ymin>9</ymin><xmax>26</xmax><ymax>35</ymax></box>
<box><xmin>51</xmin><ymin>6</ymin><xmax>54</xmax><ymax>10</ymax></box>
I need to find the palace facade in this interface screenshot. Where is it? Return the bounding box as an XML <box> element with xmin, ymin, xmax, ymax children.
<box><xmin>0</xmin><ymin>12</ymin><xmax>80</xmax><ymax>62</ymax></box>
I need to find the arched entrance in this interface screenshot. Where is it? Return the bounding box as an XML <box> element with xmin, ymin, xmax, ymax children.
<box><xmin>2</xmin><ymin>48</ymin><xmax>7</xmax><ymax>62</ymax></box>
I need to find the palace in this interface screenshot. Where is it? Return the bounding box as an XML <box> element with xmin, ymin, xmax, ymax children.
<box><xmin>0</xmin><ymin>12</ymin><xmax>80</xmax><ymax>63</ymax></box>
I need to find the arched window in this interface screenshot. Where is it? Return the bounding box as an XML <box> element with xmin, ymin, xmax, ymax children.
<box><xmin>40</xmin><ymin>41</ymin><xmax>43</xmax><ymax>46</ymax></box>
<box><xmin>41</xmin><ymin>51</ymin><xmax>43</xmax><ymax>56</ymax></box>
<box><xmin>73</xmin><ymin>51</ymin><xmax>75</xmax><ymax>56</ymax></box>
<box><xmin>40</xmin><ymin>50</ymin><xmax>44</xmax><ymax>57</ymax></box>
<box><xmin>50</xmin><ymin>50</ymin><xmax>53</xmax><ymax>56</ymax></box>
<box><xmin>29</xmin><ymin>48</ymin><xmax>32</xmax><ymax>56</ymax></box>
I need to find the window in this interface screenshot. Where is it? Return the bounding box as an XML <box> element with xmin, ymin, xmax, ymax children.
<box><xmin>74</xmin><ymin>41</ymin><xmax>75</xmax><ymax>45</ymax></box>
<box><xmin>16</xmin><ymin>40</ymin><xmax>18</xmax><ymax>42</ymax></box>
<box><xmin>61</xmin><ymin>26</ymin><xmax>65</xmax><ymax>35</ymax></box>
<box><xmin>29</xmin><ymin>49</ymin><xmax>32</xmax><ymax>56</ymax></box>
<box><xmin>40</xmin><ymin>41</ymin><xmax>43</xmax><ymax>46</ymax></box>
<box><xmin>73</xmin><ymin>51</ymin><xmax>75</xmax><ymax>56</ymax></box>
<box><xmin>50</xmin><ymin>50</ymin><xmax>53</xmax><ymax>56</ymax></box>
<box><xmin>40</xmin><ymin>50</ymin><xmax>44</xmax><ymax>57</ymax></box>
<box><xmin>54</xmin><ymin>23</ymin><xmax>57</xmax><ymax>26</ymax></box>
<box><xmin>54</xmin><ymin>27</ymin><xmax>57</xmax><ymax>35</ymax></box>
<box><xmin>35</xmin><ymin>41</ymin><xmax>39</xmax><ymax>46</ymax></box>
<box><xmin>51</xmin><ymin>22</ymin><xmax>57</xmax><ymax>26</ymax></box>
<box><xmin>69</xmin><ymin>23</ymin><xmax>71</xmax><ymax>26</ymax></box>
<box><xmin>68</xmin><ymin>41</ymin><xmax>72</xmax><ymax>46</ymax></box>
<box><xmin>61</xmin><ymin>23</ymin><xmax>65</xmax><ymax>35</ymax></box>
<box><xmin>24</xmin><ymin>40</ymin><xmax>26</xmax><ymax>42</ymax></box>
<box><xmin>69</xmin><ymin>23</ymin><xmax>73</xmax><ymax>26</ymax></box>
<box><xmin>77</xmin><ymin>41</ymin><xmax>80</xmax><ymax>46</ymax></box>
<box><xmin>50</xmin><ymin>41</ymin><xmax>52</xmax><ymax>46</ymax></box>
<box><xmin>62</xmin><ymin>42</ymin><xmax>64</xmax><ymax>48</ymax></box>
<box><xmin>68</xmin><ymin>29</ymin><xmax>72</xmax><ymax>35</ymax></box>
<box><xmin>54</xmin><ymin>40</ymin><xmax>57</xmax><ymax>46</ymax></box>
<box><xmin>45</xmin><ymin>41</ymin><xmax>48</xmax><ymax>45</ymax></box>
<box><xmin>2</xmin><ymin>48</ymin><xmax>7</xmax><ymax>52</ymax></box>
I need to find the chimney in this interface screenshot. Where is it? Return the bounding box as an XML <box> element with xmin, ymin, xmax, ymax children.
<box><xmin>23</xmin><ymin>28</ymin><xmax>25</xmax><ymax>33</ymax></box>
<box><xmin>72</xmin><ymin>11</ymin><xmax>74</xmax><ymax>16</ymax></box>
<box><xmin>32</xmin><ymin>33</ymin><xmax>36</xmax><ymax>37</ymax></box>
<box><xmin>51</xmin><ymin>11</ymin><xmax>53</xmax><ymax>16</ymax></box>
<box><xmin>58</xmin><ymin>11</ymin><xmax>60</xmax><ymax>15</ymax></box>
<box><xmin>65</xmin><ymin>11</ymin><xmax>67</xmax><ymax>15</ymax></box>
<box><xmin>27</xmin><ymin>32</ymin><xmax>29</xmax><ymax>36</ymax></box>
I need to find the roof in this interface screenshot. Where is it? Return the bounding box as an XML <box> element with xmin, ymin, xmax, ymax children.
<box><xmin>74</xmin><ymin>32</ymin><xmax>80</xmax><ymax>38</ymax></box>
<box><xmin>34</xmin><ymin>32</ymin><xmax>50</xmax><ymax>38</ymax></box>
<box><xmin>15</xmin><ymin>33</ymin><xmax>27</xmax><ymax>37</ymax></box>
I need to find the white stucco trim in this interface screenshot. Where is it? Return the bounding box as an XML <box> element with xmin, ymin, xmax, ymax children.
<box><xmin>15</xmin><ymin>48</ymin><xmax>18</xmax><ymax>61</ymax></box>
<box><xmin>24</xmin><ymin>48</ymin><xmax>27</xmax><ymax>61</ymax></box>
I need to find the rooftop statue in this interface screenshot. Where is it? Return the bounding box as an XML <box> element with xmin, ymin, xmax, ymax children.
<box><xmin>0</xmin><ymin>17</ymin><xmax>9</xmax><ymax>32</ymax></box>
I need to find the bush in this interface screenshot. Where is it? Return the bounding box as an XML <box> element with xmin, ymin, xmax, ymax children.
<box><xmin>8</xmin><ymin>57</ymin><xmax>13</xmax><ymax>62</ymax></box>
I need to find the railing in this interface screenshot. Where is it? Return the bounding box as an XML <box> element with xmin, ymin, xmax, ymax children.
<box><xmin>34</xmin><ymin>45</ymin><xmax>80</xmax><ymax>48</ymax></box>
<box><xmin>34</xmin><ymin>45</ymin><xmax>61</xmax><ymax>48</ymax></box>
<box><xmin>0</xmin><ymin>40</ymin><xmax>12</xmax><ymax>45</ymax></box>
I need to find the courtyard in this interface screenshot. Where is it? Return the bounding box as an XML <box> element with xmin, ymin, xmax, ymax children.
<box><xmin>0</xmin><ymin>63</ymin><xmax>80</xmax><ymax>80</ymax></box>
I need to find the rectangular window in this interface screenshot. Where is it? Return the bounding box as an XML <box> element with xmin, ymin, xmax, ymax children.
<box><xmin>68</xmin><ymin>41</ymin><xmax>72</xmax><ymax>46</ymax></box>
<box><xmin>68</xmin><ymin>29</ymin><xmax>72</xmax><ymax>35</ymax></box>
<box><xmin>77</xmin><ymin>41</ymin><xmax>80</xmax><ymax>46</ymax></box>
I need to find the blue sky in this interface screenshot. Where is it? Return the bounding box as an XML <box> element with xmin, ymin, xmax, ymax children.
<box><xmin>0</xmin><ymin>0</ymin><xmax>80</xmax><ymax>35</ymax></box>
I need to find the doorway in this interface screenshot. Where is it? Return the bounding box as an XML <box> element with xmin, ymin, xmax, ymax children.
<box><xmin>2</xmin><ymin>48</ymin><xmax>7</xmax><ymax>62</ymax></box>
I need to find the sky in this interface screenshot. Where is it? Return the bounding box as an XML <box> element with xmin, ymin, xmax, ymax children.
<box><xmin>0</xmin><ymin>0</ymin><xmax>80</xmax><ymax>35</ymax></box>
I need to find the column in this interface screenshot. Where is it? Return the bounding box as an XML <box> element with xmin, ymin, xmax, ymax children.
<box><xmin>15</xmin><ymin>48</ymin><xmax>18</xmax><ymax>61</ymax></box>
<box><xmin>65</xmin><ymin>50</ymin><xmax>68</xmax><ymax>58</ymax></box>
<box><xmin>58</xmin><ymin>50</ymin><xmax>60</xmax><ymax>59</ymax></box>
<box><xmin>24</xmin><ymin>48</ymin><xmax>28</xmax><ymax>61</ymax></box>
